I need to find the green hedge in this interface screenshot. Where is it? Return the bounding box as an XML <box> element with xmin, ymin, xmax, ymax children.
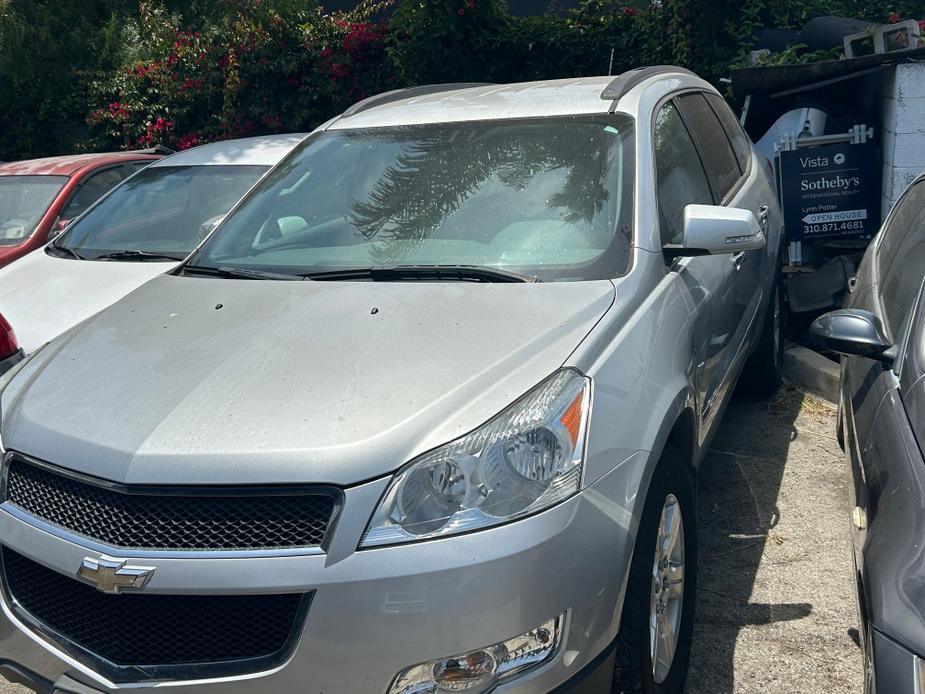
<box><xmin>1</xmin><ymin>0</ymin><xmax>924</xmax><ymax>159</ymax></box>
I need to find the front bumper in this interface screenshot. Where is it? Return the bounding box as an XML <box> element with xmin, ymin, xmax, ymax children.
<box><xmin>870</xmin><ymin>627</ymin><xmax>925</xmax><ymax>694</ymax></box>
<box><xmin>0</xmin><ymin>453</ymin><xmax>645</xmax><ymax>693</ymax></box>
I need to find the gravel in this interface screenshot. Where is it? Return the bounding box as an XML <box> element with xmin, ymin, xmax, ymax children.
<box><xmin>0</xmin><ymin>387</ymin><xmax>862</xmax><ymax>694</ymax></box>
<box><xmin>687</xmin><ymin>386</ymin><xmax>863</xmax><ymax>693</ymax></box>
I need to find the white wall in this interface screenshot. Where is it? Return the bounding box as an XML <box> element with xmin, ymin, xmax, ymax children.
<box><xmin>877</xmin><ymin>63</ymin><xmax>925</xmax><ymax>219</ymax></box>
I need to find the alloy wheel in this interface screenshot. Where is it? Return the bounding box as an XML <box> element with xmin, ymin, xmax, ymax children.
<box><xmin>649</xmin><ymin>493</ymin><xmax>685</xmax><ymax>684</ymax></box>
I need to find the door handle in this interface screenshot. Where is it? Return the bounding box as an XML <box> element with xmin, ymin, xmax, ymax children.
<box><xmin>757</xmin><ymin>204</ymin><xmax>770</xmax><ymax>229</ymax></box>
<box><xmin>730</xmin><ymin>251</ymin><xmax>745</xmax><ymax>268</ymax></box>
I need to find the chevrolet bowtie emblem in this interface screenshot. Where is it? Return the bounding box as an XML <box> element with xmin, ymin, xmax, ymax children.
<box><xmin>77</xmin><ymin>556</ymin><xmax>155</xmax><ymax>594</ymax></box>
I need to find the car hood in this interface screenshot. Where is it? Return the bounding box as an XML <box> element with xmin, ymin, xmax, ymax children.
<box><xmin>2</xmin><ymin>274</ymin><xmax>615</xmax><ymax>486</ymax></box>
<box><xmin>0</xmin><ymin>249</ymin><xmax>175</xmax><ymax>353</ymax></box>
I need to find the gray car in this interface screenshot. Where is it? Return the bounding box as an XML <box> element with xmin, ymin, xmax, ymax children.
<box><xmin>810</xmin><ymin>172</ymin><xmax>925</xmax><ymax>694</ymax></box>
<box><xmin>0</xmin><ymin>68</ymin><xmax>782</xmax><ymax>694</ymax></box>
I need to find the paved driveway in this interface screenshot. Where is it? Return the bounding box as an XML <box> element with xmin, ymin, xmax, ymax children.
<box><xmin>0</xmin><ymin>388</ymin><xmax>862</xmax><ymax>694</ymax></box>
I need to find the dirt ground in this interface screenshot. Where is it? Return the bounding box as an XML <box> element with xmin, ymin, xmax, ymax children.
<box><xmin>686</xmin><ymin>386</ymin><xmax>863</xmax><ymax>693</ymax></box>
<box><xmin>0</xmin><ymin>387</ymin><xmax>862</xmax><ymax>694</ymax></box>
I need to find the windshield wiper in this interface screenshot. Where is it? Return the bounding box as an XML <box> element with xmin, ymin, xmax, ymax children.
<box><xmin>302</xmin><ymin>265</ymin><xmax>539</xmax><ymax>283</ymax></box>
<box><xmin>181</xmin><ymin>265</ymin><xmax>305</xmax><ymax>281</ymax></box>
<box><xmin>94</xmin><ymin>250</ymin><xmax>188</xmax><ymax>262</ymax></box>
<box><xmin>46</xmin><ymin>245</ymin><xmax>84</xmax><ymax>260</ymax></box>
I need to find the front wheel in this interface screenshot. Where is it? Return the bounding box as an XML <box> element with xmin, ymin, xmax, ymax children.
<box><xmin>613</xmin><ymin>446</ymin><xmax>697</xmax><ymax>694</ymax></box>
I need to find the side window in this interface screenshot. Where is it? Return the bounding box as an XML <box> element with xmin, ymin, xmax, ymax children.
<box><xmin>60</xmin><ymin>167</ymin><xmax>126</xmax><ymax>221</ymax></box>
<box><xmin>705</xmin><ymin>93</ymin><xmax>751</xmax><ymax>175</ymax></box>
<box><xmin>878</xmin><ymin>181</ymin><xmax>925</xmax><ymax>337</ymax></box>
<box><xmin>676</xmin><ymin>93</ymin><xmax>740</xmax><ymax>201</ymax></box>
<box><xmin>654</xmin><ymin>100</ymin><xmax>714</xmax><ymax>246</ymax></box>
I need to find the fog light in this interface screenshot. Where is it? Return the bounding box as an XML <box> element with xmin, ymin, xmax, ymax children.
<box><xmin>387</xmin><ymin>615</ymin><xmax>563</xmax><ymax>694</ymax></box>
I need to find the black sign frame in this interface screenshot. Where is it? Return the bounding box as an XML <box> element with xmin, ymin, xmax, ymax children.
<box><xmin>779</xmin><ymin>141</ymin><xmax>880</xmax><ymax>242</ymax></box>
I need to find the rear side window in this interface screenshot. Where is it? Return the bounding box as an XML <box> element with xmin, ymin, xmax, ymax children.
<box><xmin>705</xmin><ymin>93</ymin><xmax>751</xmax><ymax>175</ymax></box>
<box><xmin>654</xmin><ymin>101</ymin><xmax>714</xmax><ymax>246</ymax></box>
<box><xmin>878</xmin><ymin>181</ymin><xmax>925</xmax><ymax>337</ymax></box>
<box><xmin>676</xmin><ymin>93</ymin><xmax>740</xmax><ymax>202</ymax></box>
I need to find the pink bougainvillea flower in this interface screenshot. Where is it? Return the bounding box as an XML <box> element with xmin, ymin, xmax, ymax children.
<box><xmin>889</xmin><ymin>12</ymin><xmax>901</xmax><ymax>23</ymax></box>
<box><xmin>177</xmin><ymin>132</ymin><xmax>202</xmax><ymax>150</ymax></box>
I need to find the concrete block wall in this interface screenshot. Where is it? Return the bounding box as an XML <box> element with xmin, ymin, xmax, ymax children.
<box><xmin>878</xmin><ymin>63</ymin><xmax>925</xmax><ymax>219</ymax></box>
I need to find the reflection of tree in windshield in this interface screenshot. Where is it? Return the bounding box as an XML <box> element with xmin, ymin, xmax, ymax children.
<box><xmin>347</xmin><ymin>120</ymin><xmax>628</xmax><ymax>261</ymax></box>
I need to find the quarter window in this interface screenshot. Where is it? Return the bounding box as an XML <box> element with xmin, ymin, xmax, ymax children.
<box><xmin>878</xmin><ymin>181</ymin><xmax>925</xmax><ymax>337</ymax></box>
<box><xmin>654</xmin><ymin>101</ymin><xmax>713</xmax><ymax>246</ymax></box>
<box><xmin>676</xmin><ymin>93</ymin><xmax>740</xmax><ymax>202</ymax></box>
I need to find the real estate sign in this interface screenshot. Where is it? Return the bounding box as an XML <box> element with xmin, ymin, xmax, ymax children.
<box><xmin>780</xmin><ymin>142</ymin><xmax>880</xmax><ymax>242</ymax></box>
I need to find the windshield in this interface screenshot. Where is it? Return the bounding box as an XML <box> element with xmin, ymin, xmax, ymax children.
<box><xmin>0</xmin><ymin>175</ymin><xmax>68</xmax><ymax>246</ymax></box>
<box><xmin>189</xmin><ymin>115</ymin><xmax>635</xmax><ymax>281</ymax></box>
<box><xmin>56</xmin><ymin>165</ymin><xmax>268</xmax><ymax>260</ymax></box>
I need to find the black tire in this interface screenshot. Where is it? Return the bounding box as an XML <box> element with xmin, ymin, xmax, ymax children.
<box><xmin>613</xmin><ymin>445</ymin><xmax>697</xmax><ymax>694</ymax></box>
<box><xmin>739</xmin><ymin>279</ymin><xmax>783</xmax><ymax>399</ymax></box>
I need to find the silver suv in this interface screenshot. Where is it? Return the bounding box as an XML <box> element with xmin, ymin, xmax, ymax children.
<box><xmin>0</xmin><ymin>68</ymin><xmax>782</xmax><ymax>694</ymax></box>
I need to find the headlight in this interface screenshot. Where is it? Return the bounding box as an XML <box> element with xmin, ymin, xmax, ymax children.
<box><xmin>361</xmin><ymin>369</ymin><xmax>590</xmax><ymax>547</ymax></box>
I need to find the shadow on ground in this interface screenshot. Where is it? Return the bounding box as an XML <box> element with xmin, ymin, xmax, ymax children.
<box><xmin>685</xmin><ymin>385</ymin><xmax>860</xmax><ymax>693</ymax></box>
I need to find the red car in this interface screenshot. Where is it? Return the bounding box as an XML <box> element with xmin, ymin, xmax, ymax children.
<box><xmin>0</xmin><ymin>150</ymin><xmax>166</xmax><ymax>268</ymax></box>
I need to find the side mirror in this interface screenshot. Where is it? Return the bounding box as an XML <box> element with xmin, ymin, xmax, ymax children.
<box><xmin>48</xmin><ymin>218</ymin><xmax>71</xmax><ymax>240</ymax></box>
<box><xmin>809</xmin><ymin>309</ymin><xmax>897</xmax><ymax>364</ymax></box>
<box><xmin>198</xmin><ymin>214</ymin><xmax>225</xmax><ymax>241</ymax></box>
<box><xmin>665</xmin><ymin>204</ymin><xmax>766</xmax><ymax>257</ymax></box>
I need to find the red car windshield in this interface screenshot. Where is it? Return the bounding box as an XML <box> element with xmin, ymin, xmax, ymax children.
<box><xmin>0</xmin><ymin>175</ymin><xmax>68</xmax><ymax>246</ymax></box>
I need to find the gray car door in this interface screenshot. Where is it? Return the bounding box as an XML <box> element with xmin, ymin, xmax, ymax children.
<box><xmin>704</xmin><ymin>91</ymin><xmax>774</xmax><ymax>332</ymax></box>
<box><xmin>900</xmin><ymin>281</ymin><xmax>925</xmax><ymax>439</ymax></box>
<box><xmin>843</xmin><ymin>181</ymin><xmax>925</xmax><ymax>629</ymax></box>
<box><xmin>654</xmin><ymin>98</ymin><xmax>739</xmax><ymax>439</ymax></box>
<box><xmin>851</xmin><ymin>179</ymin><xmax>925</xmax><ymax>454</ymax></box>
<box><xmin>676</xmin><ymin>93</ymin><xmax>769</xmax><ymax>393</ymax></box>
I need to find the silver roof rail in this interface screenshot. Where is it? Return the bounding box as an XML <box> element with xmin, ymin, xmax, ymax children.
<box><xmin>341</xmin><ymin>83</ymin><xmax>495</xmax><ymax>117</ymax></box>
<box><xmin>601</xmin><ymin>66</ymin><xmax>697</xmax><ymax>101</ymax></box>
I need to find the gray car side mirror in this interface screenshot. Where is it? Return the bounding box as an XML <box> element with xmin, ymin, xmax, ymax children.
<box><xmin>809</xmin><ymin>308</ymin><xmax>897</xmax><ymax>364</ymax></box>
<box><xmin>665</xmin><ymin>204</ymin><xmax>766</xmax><ymax>258</ymax></box>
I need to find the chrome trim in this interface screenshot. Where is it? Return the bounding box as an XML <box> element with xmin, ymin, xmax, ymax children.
<box><xmin>77</xmin><ymin>556</ymin><xmax>155</xmax><ymax>594</ymax></box>
<box><xmin>916</xmin><ymin>654</ymin><xmax>925</xmax><ymax>694</ymax></box>
<box><xmin>0</xmin><ymin>505</ymin><xmax>326</xmax><ymax>559</ymax></box>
